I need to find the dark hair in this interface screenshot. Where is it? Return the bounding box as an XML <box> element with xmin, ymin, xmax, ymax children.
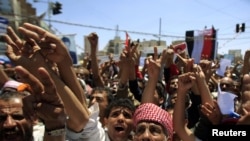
<box><xmin>61</xmin><ymin>36</ymin><xmax>71</xmax><ymax>44</ymax></box>
<box><xmin>141</xmin><ymin>80</ymin><xmax>166</xmax><ymax>100</ymax></box>
<box><xmin>91</xmin><ymin>86</ymin><xmax>114</xmax><ymax>104</ymax></box>
<box><xmin>166</xmin><ymin>92</ymin><xmax>191</xmax><ymax>110</ymax></box>
<box><xmin>156</xmin><ymin>81</ymin><xmax>166</xmax><ymax>100</ymax></box>
<box><xmin>0</xmin><ymin>91</ymin><xmax>34</xmax><ymax>140</ymax></box>
<box><xmin>0</xmin><ymin>91</ymin><xmax>23</xmax><ymax>100</ymax></box>
<box><xmin>104</xmin><ymin>98</ymin><xmax>135</xmax><ymax>118</ymax></box>
<box><xmin>166</xmin><ymin>75</ymin><xmax>179</xmax><ymax>93</ymax></box>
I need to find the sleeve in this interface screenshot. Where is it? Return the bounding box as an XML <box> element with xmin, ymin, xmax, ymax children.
<box><xmin>135</xmin><ymin>65</ymin><xmax>143</xmax><ymax>79</ymax></box>
<box><xmin>193</xmin><ymin>113</ymin><xmax>213</xmax><ymax>141</ymax></box>
<box><xmin>116</xmin><ymin>84</ymin><xmax>141</xmax><ymax>107</ymax></box>
<box><xmin>66</xmin><ymin>103</ymin><xmax>105</xmax><ymax>141</ymax></box>
<box><xmin>187</xmin><ymin>91</ymin><xmax>202</xmax><ymax>129</ymax></box>
<box><xmin>129</xmin><ymin>79</ymin><xmax>142</xmax><ymax>102</ymax></box>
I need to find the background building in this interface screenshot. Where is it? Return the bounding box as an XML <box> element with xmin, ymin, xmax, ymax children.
<box><xmin>228</xmin><ymin>49</ymin><xmax>242</xmax><ymax>63</ymax></box>
<box><xmin>0</xmin><ymin>0</ymin><xmax>47</xmax><ymax>55</ymax></box>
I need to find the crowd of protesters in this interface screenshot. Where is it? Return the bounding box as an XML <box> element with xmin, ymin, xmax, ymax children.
<box><xmin>0</xmin><ymin>22</ymin><xmax>250</xmax><ymax>141</ymax></box>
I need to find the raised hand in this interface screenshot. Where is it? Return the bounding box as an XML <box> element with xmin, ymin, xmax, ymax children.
<box><xmin>18</xmin><ymin>23</ymin><xmax>72</xmax><ymax>66</ymax></box>
<box><xmin>200</xmin><ymin>100</ymin><xmax>222</xmax><ymax>125</ymax></box>
<box><xmin>87</xmin><ymin>32</ymin><xmax>98</xmax><ymax>52</ymax></box>
<box><xmin>176</xmin><ymin>53</ymin><xmax>194</xmax><ymax>73</ymax></box>
<box><xmin>4</xmin><ymin>26</ymin><xmax>48</xmax><ymax>74</ymax></box>
<box><xmin>237</xmin><ymin>107</ymin><xmax>250</xmax><ymax>125</ymax></box>
<box><xmin>193</xmin><ymin>65</ymin><xmax>206</xmax><ymax>81</ymax></box>
<box><xmin>178</xmin><ymin>72</ymin><xmax>196</xmax><ymax>94</ymax></box>
<box><xmin>87</xmin><ymin>32</ymin><xmax>105</xmax><ymax>87</ymax></box>
<box><xmin>15</xmin><ymin>66</ymin><xmax>66</xmax><ymax>130</ymax></box>
<box><xmin>146</xmin><ymin>58</ymin><xmax>161</xmax><ymax>79</ymax></box>
<box><xmin>161</xmin><ymin>48</ymin><xmax>174</xmax><ymax>68</ymax></box>
<box><xmin>131</xmin><ymin>43</ymin><xmax>141</xmax><ymax>66</ymax></box>
<box><xmin>242</xmin><ymin>50</ymin><xmax>250</xmax><ymax>75</ymax></box>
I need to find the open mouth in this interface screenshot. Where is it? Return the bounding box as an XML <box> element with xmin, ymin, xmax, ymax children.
<box><xmin>115</xmin><ymin>126</ymin><xmax>125</xmax><ymax>132</ymax></box>
<box><xmin>3</xmin><ymin>128</ymin><xmax>20</xmax><ymax>140</ymax></box>
<box><xmin>4</xmin><ymin>132</ymin><xmax>19</xmax><ymax>140</ymax></box>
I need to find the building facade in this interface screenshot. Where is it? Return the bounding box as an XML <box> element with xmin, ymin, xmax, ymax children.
<box><xmin>228</xmin><ymin>49</ymin><xmax>242</xmax><ymax>63</ymax></box>
<box><xmin>0</xmin><ymin>0</ymin><xmax>40</xmax><ymax>55</ymax></box>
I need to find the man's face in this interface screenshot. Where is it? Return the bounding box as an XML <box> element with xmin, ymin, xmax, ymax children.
<box><xmin>88</xmin><ymin>91</ymin><xmax>109</xmax><ymax>118</ymax></box>
<box><xmin>169</xmin><ymin>78</ymin><xmax>178</xmax><ymax>94</ymax></box>
<box><xmin>219</xmin><ymin>77</ymin><xmax>234</xmax><ymax>92</ymax></box>
<box><xmin>105</xmin><ymin>107</ymin><xmax>134</xmax><ymax>141</ymax></box>
<box><xmin>0</xmin><ymin>97</ymin><xmax>33</xmax><ymax>141</ymax></box>
<box><xmin>133</xmin><ymin>122</ymin><xmax>168</xmax><ymax>141</ymax></box>
<box><xmin>153</xmin><ymin>90</ymin><xmax>164</xmax><ymax>106</ymax></box>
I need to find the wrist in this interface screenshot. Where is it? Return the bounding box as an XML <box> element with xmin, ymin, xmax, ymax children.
<box><xmin>45</xmin><ymin>126</ymin><xmax>66</xmax><ymax>136</ymax></box>
<box><xmin>45</xmin><ymin>119</ymin><xmax>66</xmax><ymax>136</ymax></box>
<box><xmin>196</xmin><ymin>78</ymin><xmax>206</xmax><ymax>83</ymax></box>
<box><xmin>57</xmin><ymin>58</ymin><xmax>73</xmax><ymax>67</ymax></box>
<box><xmin>44</xmin><ymin>119</ymin><xmax>66</xmax><ymax>131</ymax></box>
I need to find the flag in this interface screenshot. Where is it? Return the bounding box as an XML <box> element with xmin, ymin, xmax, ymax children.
<box><xmin>185</xmin><ymin>30</ymin><xmax>194</xmax><ymax>58</ymax></box>
<box><xmin>192</xmin><ymin>30</ymin><xmax>204</xmax><ymax>63</ymax></box>
<box><xmin>125</xmin><ymin>31</ymin><xmax>130</xmax><ymax>50</ymax></box>
<box><xmin>185</xmin><ymin>26</ymin><xmax>217</xmax><ymax>63</ymax></box>
<box><xmin>173</xmin><ymin>42</ymin><xmax>188</xmax><ymax>54</ymax></box>
<box><xmin>201</xmin><ymin>26</ymin><xmax>216</xmax><ymax>59</ymax></box>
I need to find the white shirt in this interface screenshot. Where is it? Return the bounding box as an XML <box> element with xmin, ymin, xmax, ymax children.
<box><xmin>66</xmin><ymin>103</ymin><xmax>106</xmax><ymax>141</ymax></box>
<box><xmin>33</xmin><ymin>122</ymin><xmax>45</xmax><ymax>141</ymax></box>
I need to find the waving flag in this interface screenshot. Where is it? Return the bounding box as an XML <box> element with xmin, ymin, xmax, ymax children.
<box><xmin>201</xmin><ymin>26</ymin><xmax>216</xmax><ymax>59</ymax></box>
<box><xmin>173</xmin><ymin>42</ymin><xmax>187</xmax><ymax>54</ymax></box>
<box><xmin>185</xmin><ymin>26</ymin><xmax>217</xmax><ymax>63</ymax></box>
<box><xmin>125</xmin><ymin>31</ymin><xmax>130</xmax><ymax>51</ymax></box>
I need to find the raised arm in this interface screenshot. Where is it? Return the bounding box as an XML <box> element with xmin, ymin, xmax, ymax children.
<box><xmin>88</xmin><ymin>32</ymin><xmax>105</xmax><ymax>87</ymax></box>
<box><xmin>241</xmin><ymin>50</ymin><xmax>250</xmax><ymax>76</ymax></box>
<box><xmin>4</xmin><ymin>25</ymin><xmax>89</xmax><ymax>132</ymax></box>
<box><xmin>17</xmin><ymin>23</ymin><xmax>87</xmax><ymax>105</ymax></box>
<box><xmin>140</xmin><ymin>57</ymin><xmax>160</xmax><ymax>104</ymax></box>
<box><xmin>116</xmin><ymin>50</ymin><xmax>130</xmax><ymax>98</ymax></box>
<box><xmin>173</xmin><ymin>72</ymin><xmax>196</xmax><ymax>141</ymax></box>
<box><xmin>115</xmin><ymin>47</ymin><xmax>140</xmax><ymax>106</ymax></box>
<box><xmin>128</xmin><ymin>42</ymin><xmax>143</xmax><ymax>101</ymax></box>
<box><xmin>194</xmin><ymin>65</ymin><xmax>213</xmax><ymax>106</ymax></box>
<box><xmin>237</xmin><ymin>74</ymin><xmax>250</xmax><ymax>123</ymax></box>
<box><xmin>16</xmin><ymin>66</ymin><xmax>66</xmax><ymax>141</ymax></box>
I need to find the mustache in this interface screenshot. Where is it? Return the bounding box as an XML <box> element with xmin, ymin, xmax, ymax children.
<box><xmin>3</xmin><ymin>126</ymin><xmax>19</xmax><ymax>132</ymax></box>
<box><xmin>0</xmin><ymin>124</ymin><xmax>33</xmax><ymax>141</ymax></box>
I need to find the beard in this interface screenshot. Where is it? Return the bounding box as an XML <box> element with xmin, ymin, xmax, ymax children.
<box><xmin>0</xmin><ymin>121</ymin><xmax>33</xmax><ymax>141</ymax></box>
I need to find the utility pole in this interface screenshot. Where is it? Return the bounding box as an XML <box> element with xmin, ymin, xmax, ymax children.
<box><xmin>158</xmin><ymin>18</ymin><xmax>161</xmax><ymax>46</ymax></box>
<box><xmin>48</xmin><ymin>0</ymin><xmax>51</xmax><ymax>29</ymax></box>
<box><xmin>34</xmin><ymin>0</ymin><xmax>51</xmax><ymax>30</ymax></box>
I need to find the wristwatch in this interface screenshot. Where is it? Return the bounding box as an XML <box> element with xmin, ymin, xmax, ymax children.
<box><xmin>46</xmin><ymin>127</ymin><xmax>66</xmax><ymax>136</ymax></box>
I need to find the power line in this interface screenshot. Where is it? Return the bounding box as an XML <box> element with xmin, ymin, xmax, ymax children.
<box><xmin>2</xmin><ymin>13</ymin><xmax>249</xmax><ymax>42</ymax></box>
<box><xmin>45</xmin><ymin>18</ymin><xmax>249</xmax><ymax>41</ymax></box>
<box><xmin>220</xmin><ymin>33</ymin><xmax>241</xmax><ymax>48</ymax></box>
